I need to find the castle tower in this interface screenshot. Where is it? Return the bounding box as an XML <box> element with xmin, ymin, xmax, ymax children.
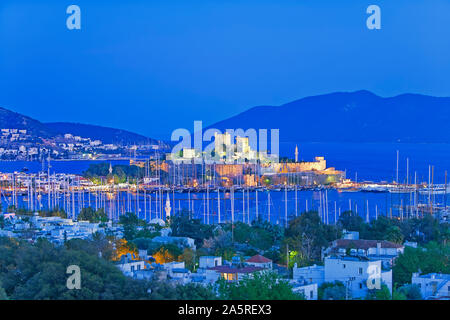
<box><xmin>214</xmin><ymin>132</ymin><xmax>232</xmax><ymax>156</ymax></box>
<box><xmin>295</xmin><ymin>145</ymin><xmax>299</xmax><ymax>162</ymax></box>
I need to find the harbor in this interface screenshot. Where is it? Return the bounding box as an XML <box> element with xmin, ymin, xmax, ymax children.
<box><xmin>1</xmin><ymin>158</ymin><xmax>448</xmax><ymax>226</ymax></box>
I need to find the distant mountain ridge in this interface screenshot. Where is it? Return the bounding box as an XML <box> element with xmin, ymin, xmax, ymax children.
<box><xmin>0</xmin><ymin>106</ymin><xmax>52</xmax><ymax>138</ymax></box>
<box><xmin>207</xmin><ymin>90</ymin><xmax>450</xmax><ymax>143</ymax></box>
<box><xmin>0</xmin><ymin>106</ymin><xmax>161</xmax><ymax>145</ymax></box>
<box><xmin>3</xmin><ymin>90</ymin><xmax>450</xmax><ymax>146</ymax></box>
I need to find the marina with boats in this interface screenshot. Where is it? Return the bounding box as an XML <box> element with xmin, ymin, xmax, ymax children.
<box><xmin>1</xmin><ymin>150</ymin><xmax>448</xmax><ymax>226</ymax></box>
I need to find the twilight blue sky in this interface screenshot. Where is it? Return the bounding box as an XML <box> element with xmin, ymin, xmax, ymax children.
<box><xmin>1</xmin><ymin>0</ymin><xmax>449</xmax><ymax>139</ymax></box>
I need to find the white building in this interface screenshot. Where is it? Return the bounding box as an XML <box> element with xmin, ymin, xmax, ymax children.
<box><xmin>199</xmin><ymin>256</ymin><xmax>222</xmax><ymax>269</ymax></box>
<box><xmin>169</xmin><ymin>268</ymin><xmax>191</xmax><ymax>283</ymax></box>
<box><xmin>162</xmin><ymin>261</ymin><xmax>185</xmax><ymax>272</ymax></box>
<box><xmin>293</xmin><ymin>256</ymin><xmax>393</xmax><ymax>300</ymax></box>
<box><xmin>245</xmin><ymin>255</ymin><xmax>273</xmax><ymax>270</ymax></box>
<box><xmin>324</xmin><ymin>256</ymin><xmax>392</xmax><ymax>299</ymax></box>
<box><xmin>342</xmin><ymin>230</ymin><xmax>359</xmax><ymax>240</ymax></box>
<box><xmin>151</xmin><ymin>236</ymin><xmax>196</xmax><ymax>250</ymax></box>
<box><xmin>116</xmin><ymin>254</ymin><xmax>146</xmax><ymax>276</ymax></box>
<box><xmin>412</xmin><ymin>273</ymin><xmax>450</xmax><ymax>300</ymax></box>
<box><xmin>236</xmin><ymin>136</ymin><xmax>250</xmax><ymax>154</ymax></box>
<box><xmin>138</xmin><ymin>249</ymin><xmax>150</xmax><ymax>261</ymax></box>
<box><xmin>206</xmin><ymin>265</ymin><xmax>265</xmax><ymax>283</ymax></box>
<box><xmin>291</xmin><ymin>281</ymin><xmax>318</xmax><ymax>300</ymax></box>
<box><xmin>214</xmin><ymin>132</ymin><xmax>232</xmax><ymax>155</ymax></box>
<box><xmin>293</xmin><ymin>264</ymin><xmax>325</xmax><ymax>287</ymax></box>
<box><xmin>324</xmin><ymin>239</ymin><xmax>404</xmax><ymax>269</ymax></box>
<box><xmin>182</xmin><ymin>148</ymin><xmax>196</xmax><ymax>159</ymax></box>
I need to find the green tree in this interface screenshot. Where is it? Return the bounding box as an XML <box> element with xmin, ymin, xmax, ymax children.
<box><xmin>397</xmin><ymin>284</ymin><xmax>422</xmax><ymax>300</ymax></box>
<box><xmin>285</xmin><ymin>211</ymin><xmax>341</xmax><ymax>263</ymax></box>
<box><xmin>263</xmin><ymin>247</ymin><xmax>281</xmax><ymax>264</ymax></box>
<box><xmin>64</xmin><ymin>233</ymin><xmax>116</xmax><ymax>261</ymax></box>
<box><xmin>384</xmin><ymin>225</ymin><xmax>404</xmax><ymax>244</ymax></box>
<box><xmin>78</xmin><ymin>207</ymin><xmax>107</xmax><ymax>223</ymax></box>
<box><xmin>202</xmin><ymin>229</ymin><xmax>233</xmax><ymax>254</ymax></box>
<box><xmin>217</xmin><ymin>272</ymin><xmax>303</xmax><ymax>300</ymax></box>
<box><xmin>119</xmin><ymin>212</ymin><xmax>140</xmax><ymax>240</ymax></box>
<box><xmin>170</xmin><ymin>213</ymin><xmax>214</xmax><ymax>247</ymax></box>
<box><xmin>83</xmin><ymin>163</ymin><xmax>146</xmax><ymax>183</ymax></box>
<box><xmin>179</xmin><ymin>248</ymin><xmax>196</xmax><ymax>271</ymax></box>
<box><xmin>0</xmin><ymin>281</ymin><xmax>8</xmax><ymax>300</ymax></box>
<box><xmin>229</xmin><ymin>222</ymin><xmax>278</xmax><ymax>251</ymax></box>
<box><xmin>132</xmin><ymin>237</ymin><xmax>162</xmax><ymax>253</ymax></box>
<box><xmin>318</xmin><ymin>281</ymin><xmax>346</xmax><ymax>300</ymax></box>
<box><xmin>152</xmin><ymin>243</ymin><xmax>183</xmax><ymax>259</ymax></box>
<box><xmin>214</xmin><ymin>247</ymin><xmax>236</xmax><ymax>262</ymax></box>
<box><xmin>39</xmin><ymin>207</ymin><xmax>67</xmax><ymax>218</ymax></box>
<box><xmin>414</xmin><ymin>215</ymin><xmax>449</xmax><ymax>245</ymax></box>
<box><xmin>148</xmin><ymin>281</ymin><xmax>216</xmax><ymax>300</ymax></box>
<box><xmin>0</xmin><ymin>237</ymin><xmax>151</xmax><ymax>299</ymax></box>
<box><xmin>364</xmin><ymin>216</ymin><xmax>394</xmax><ymax>239</ymax></box>
<box><xmin>393</xmin><ymin>242</ymin><xmax>449</xmax><ymax>286</ymax></box>
<box><xmin>338</xmin><ymin>211</ymin><xmax>366</xmax><ymax>233</ymax></box>
<box><xmin>365</xmin><ymin>283</ymin><xmax>392</xmax><ymax>300</ymax></box>
<box><xmin>392</xmin><ymin>285</ymin><xmax>407</xmax><ymax>300</ymax></box>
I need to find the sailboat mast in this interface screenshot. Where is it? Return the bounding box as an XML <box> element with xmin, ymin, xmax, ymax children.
<box><xmin>231</xmin><ymin>186</ymin><xmax>234</xmax><ymax>224</ymax></box>
<box><xmin>206</xmin><ymin>186</ymin><xmax>209</xmax><ymax>225</ymax></box>
<box><xmin>406</xmin><ymin>157</ymin><xmax>409</xmax><ymax>185</ymax></box>
<box><xmin>396</xmin><ymin>150</ymin><xmax>399</xmax><ymax>184</ymax></box>
<box><xmin>217</xmin><ymin>188</ymin><xmax>220</xmax><ymax>224</ymax></box>
<box><xmin>240</xmin><ymin>189</ymin><xmax>244</xmax><ymax>223</ymax></box>
<box><xmin>366</xmin><ymin>199</ymin><xmax>369</xmax><ymax>223</ymax></box>
<box><xmin>445</xmin><ymin>170</ymin><xmax>448</xmax><ymax>211</ymax></box>
<box><xmin>255</xmin><ymin>189</ymin><xmax>258</xmax><ymax>220</ymax></box>
<box><xmin>188</xmin><ymin>189</ymin><xmax>191</xmax><ymax>217</ymax></box>
<box><xmin>284</xmin><ymin>186</ymin><xmax>288</xmax><ymax>228</ymax></box>
<box><xmin>334</xmin><ymin>201</ymin><xmax>337</xmax><ymax>224</ymax></box>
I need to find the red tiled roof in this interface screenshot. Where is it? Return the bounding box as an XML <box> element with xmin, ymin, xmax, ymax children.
<box><xmin>208</xmin><ymin>266</ymin><xmax>264</xmax><ymax>274</ymax></box>
<box><xmin>333</xmin><ymin>239</ymin><xmax>404</xmax><ymax>250</ymax></box>
<box><xmin>245</xmin><ymin>255</ymin><xmax>272</xmax><ymax>263</ymax></box>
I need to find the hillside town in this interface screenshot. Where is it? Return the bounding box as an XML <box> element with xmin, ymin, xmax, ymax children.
<box><xmin>0</xmin><ymin>130</ymin><xmax>448</xmax><ymax>300</ymax></box>
<box><xmin>0</xmin><ymin>201</ymin><xmax>448</xmax><ymax>300</ymax></box>
<box><xmin>0</xmin><ymin>128</ymin><xmax>165</xmax><ymax>161</ymax></box>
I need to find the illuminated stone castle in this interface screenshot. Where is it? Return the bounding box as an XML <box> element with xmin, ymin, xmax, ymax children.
<box><xmin>163</xmin><ymin>138</ymin><xmax>345</xmax><ymax>186</ymax></box>
<box><xmin>168</xmin><ymin>133</ymin><xmax>276</xmax><ymax>164</ymax></box>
